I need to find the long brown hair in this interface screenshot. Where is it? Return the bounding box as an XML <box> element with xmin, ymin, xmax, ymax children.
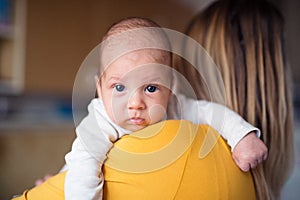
<box><xmin>175</xmin><ymin>0</ymin><xmax>294</xmax><ymax>199</ymax></box>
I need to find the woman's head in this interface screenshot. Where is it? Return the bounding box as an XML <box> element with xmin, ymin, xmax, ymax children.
<box><xmin>176</xmin><ymin>0</ymin><xmax>294</xmax><ymax>199</ymax></box>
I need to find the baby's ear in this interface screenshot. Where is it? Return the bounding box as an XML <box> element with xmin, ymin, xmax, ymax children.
<box><xmin>95</xmin><ymin>75</ymin><xmax>102</xmax><ymax>99</ymax></box>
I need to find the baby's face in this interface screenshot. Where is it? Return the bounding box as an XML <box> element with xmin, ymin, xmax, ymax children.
<box><xmin>99</xmin><ymin>50</ymin><xmax>172</xmax><ymax>132</ymax></box>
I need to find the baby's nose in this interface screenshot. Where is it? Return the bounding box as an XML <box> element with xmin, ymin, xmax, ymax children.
<box><xmin>128</xmin><ymin>91</ymin><xmax>146</xmax><ymax>110</ymax></box>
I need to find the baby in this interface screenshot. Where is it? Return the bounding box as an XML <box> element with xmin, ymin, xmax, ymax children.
<box><xmin>65</xmin><ymin>17</ymin><xmax>267</xmax><ymax>199</ymax></box>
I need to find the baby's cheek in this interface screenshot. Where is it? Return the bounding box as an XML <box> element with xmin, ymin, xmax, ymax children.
<box><xmin>111</xmin><ymin>99</ymin><xmax>128</xmax><ymax>119</ymax></box>
<box><xmin>148</xmin><ymin>104</ymin><xmax>167</xmax><ymax>124</ymax></box>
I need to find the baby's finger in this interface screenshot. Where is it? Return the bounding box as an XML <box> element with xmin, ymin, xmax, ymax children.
<box><xmin>44</xmin><ymin>175</ymin><xmax>52</xmax><ymax>180</ymax></box>
<box><xmin>238</xmin><ymin>162</ymin><xmax>251</xmax><ymax>172</ymax></box>
<box><xmin>35</xmin><ymin>179</ymin><xmax>44</xmax><ymax>186</ymax></box>
<box><xmin>263</xmin><ymin>152</ymin><xmax>268</xmax><ymax>160</ymax></box>
<box><xmin>233</xmin><ymin>156</ymin><xmax>250</xmax><ymax>172</ymax></box>
<box><xmin>250</xmin><ymin>160</ymin><xmax>258</xmax><ymax>169</ymax></box>
<box><xmin>257</xmin><ymin>156</ymin><xmax>264</xmax><ymax>164</ymax></box>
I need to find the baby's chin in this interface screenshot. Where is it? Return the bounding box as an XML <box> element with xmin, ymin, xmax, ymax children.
<box><xmin>125</xmin><ymin>124</ymin><xmax>148</xmax><ymax>132</ymax></box>
<box><xmin>124</xmin><ymin>120</ymin><xmax>162</xmax><ymax>132</ymax></box>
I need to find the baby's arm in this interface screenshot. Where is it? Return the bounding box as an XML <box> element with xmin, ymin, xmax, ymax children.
<box><xmin>177</xmin><ymin>94</ymin><xmax>268</xmax><ymax>171</ymax></box>
<box><xmin>65</xmin><ymin>99</ymin><xmax>123</xmax><ymax>200</ymax></box>
<box><xmin>65</xmin><ymin>137</ymin><xmax>106</xmax><ymax>200</ymax></box>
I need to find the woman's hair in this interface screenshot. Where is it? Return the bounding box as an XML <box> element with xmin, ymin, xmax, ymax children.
<box><xmin>175</xmin><ymin>0</ymin><xmax>294</xmax><ymax>199</ymax></box>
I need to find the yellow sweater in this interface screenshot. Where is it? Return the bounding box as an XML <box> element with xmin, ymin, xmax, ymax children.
<box><xmin>13</xmin><ymin>120</ymin><xmax>255</xmax><ymax>200</ymax></box>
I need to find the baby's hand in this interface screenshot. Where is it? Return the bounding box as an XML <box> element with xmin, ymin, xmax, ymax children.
<box><xmin>232</xmin><ymin>132</ymin><xmax>268</xmax><ymax>172</ymax></box>
<box><xmin>35</xmin><ymin>174</ymin><xmax>52</xmax><ymax>186</ymax></box>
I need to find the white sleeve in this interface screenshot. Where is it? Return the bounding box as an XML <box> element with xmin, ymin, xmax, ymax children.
<box><xmin>65</xmin><ymin>138</ymin><xmax>105</xmax><ymax>200</ymax></box>
<box><xmin>177</xmin><ymin>94</ymin><xmax>260</xmax><ymax>150</ymax></box>
<box><xmin>65</xmin><ymin>99</ymin><xmax>126</xmax><ymax>200</ymax></box>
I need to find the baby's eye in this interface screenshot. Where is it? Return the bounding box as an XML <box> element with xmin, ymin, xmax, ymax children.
<box><xmin>114</xmin><ymin>84</ymin><xmax>125</xmax><ymax>92</ymax></box>
<box><xmin>145</xmin><ymin>85</ymin><xmax>158</xmax><ymax>93</ymax></box>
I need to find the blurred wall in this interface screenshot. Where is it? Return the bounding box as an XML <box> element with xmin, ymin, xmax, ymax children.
<box><xmin>24</xmin><ymin>0</ymin><xmax>200</xmax><ymax>95</ymax></box>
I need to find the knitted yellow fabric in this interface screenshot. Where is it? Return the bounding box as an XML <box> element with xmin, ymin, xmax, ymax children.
<box><xmin>13</xmin><ymin>120</ymin><xmax>255</xmax><ymax>200</ymax></box>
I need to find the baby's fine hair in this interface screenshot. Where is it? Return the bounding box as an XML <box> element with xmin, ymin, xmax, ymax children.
<box><xmin>99</xmin><ymin>17</ymin><xmax>172</xmax><ymax>75</ymax></box>
<box><xmin>102</xmin><ymin>17</ymin><xmax>163</xmax><ymax>41</ymax></box>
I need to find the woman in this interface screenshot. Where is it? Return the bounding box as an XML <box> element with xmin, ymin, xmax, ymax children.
<box><xmin>175</xmin><ymin>0</ymin><xmax>294</xmax><ymax>199</ymax></box>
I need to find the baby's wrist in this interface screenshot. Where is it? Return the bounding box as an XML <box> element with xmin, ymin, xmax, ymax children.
<box><xmin>246</xmin><ymin>131</ymin><xmax>257</xmax><ymax>137</ymax></box>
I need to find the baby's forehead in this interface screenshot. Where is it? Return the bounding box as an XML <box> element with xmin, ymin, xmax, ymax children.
<box><xmin>120</xmin><ymin>49</ymin><xmax>170</xmax><ymax>63</ymax></box>
<box><xmin>100</xmin><ymin>49</ymin><xmax>171</xmax><ymax>73</ymax></box>
<box><xmin>102</xmin><ymin>60</ymin><xmax>173</xmax><ymax>87</ymax></box>
<box><xmin>99</xmin><ymin>26</ymin><xmax>171</xmax><ymax>70</ymax></box>
<box><xmin>100</xmin><ymin>50</ymin><xmax>172</xmax><ymax>80</ymax></box>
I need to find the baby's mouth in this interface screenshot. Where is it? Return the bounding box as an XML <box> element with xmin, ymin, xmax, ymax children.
<box><xmin>129</xmin><ymin>117</ymin><xmax>146</xmax><ymax>125</ymax></box>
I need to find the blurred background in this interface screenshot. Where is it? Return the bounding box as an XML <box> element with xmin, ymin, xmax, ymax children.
<box><xmin>0</xmin><ymin>0</ymin><xmax>299</xmax><ymax>199</ymax></box>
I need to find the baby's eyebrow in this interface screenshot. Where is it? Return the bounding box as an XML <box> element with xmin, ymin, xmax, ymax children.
<box><xmin>107</xmin><ymin>76</ymin><xmax>121</xmax><ymax>82</ymax></box>
<box><xmin>110</xmin><ymin>76</ymin><xmax>163</xmax><ymax>83</ymax></box>
<box><xmin>103</xmin><ymin>76</ymin><xmax>122</xmax><ymax>85</ymax></box>
<box><xmin>144</xmin><ymin>77</ymin><xmax>164</xmax><ymax>83</ymax></box>
<box><xmin>143</xmin><ymin>77</ymin><xmax>172</xmax><ymax>87</ymax></box>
